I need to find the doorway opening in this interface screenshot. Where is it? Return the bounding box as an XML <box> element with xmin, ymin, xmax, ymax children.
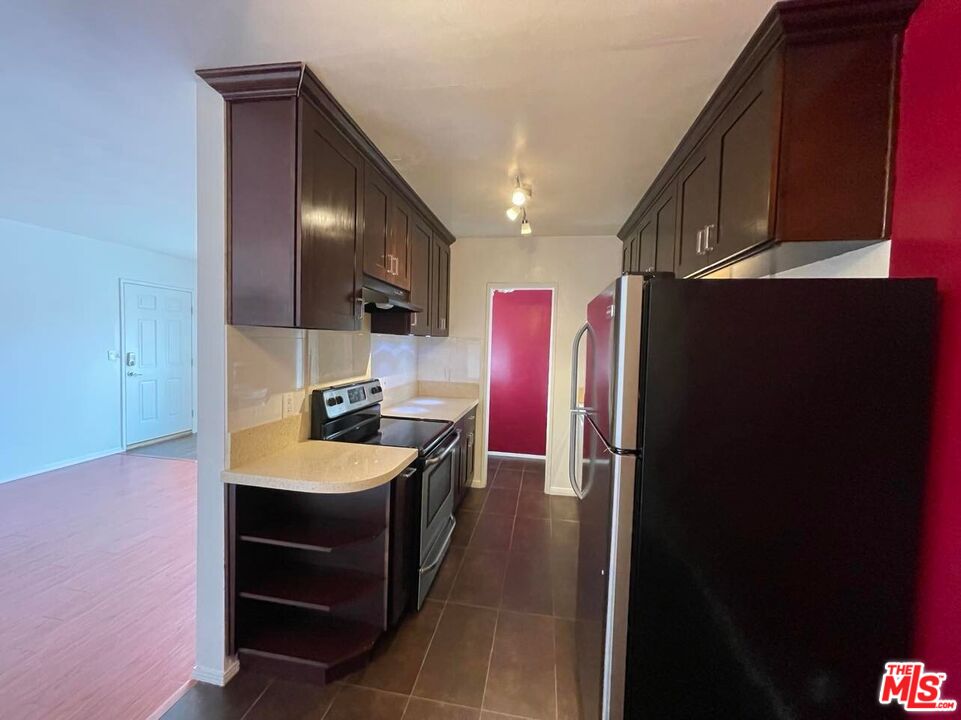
<box><xmin>483</xmin><ymin>286</ymin><xmax>556</xmax><ymax>491</ymax></box>
<box><xmin>120</xmin><ymin>279</ymin><xmax>196</xmax><ymax>455</ymax></box>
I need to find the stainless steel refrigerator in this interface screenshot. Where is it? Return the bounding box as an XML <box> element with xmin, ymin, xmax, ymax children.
<box><xmin>568</xmin><ymin>273</ymin><xmax>935</xmax><ymax>719</ymax></box>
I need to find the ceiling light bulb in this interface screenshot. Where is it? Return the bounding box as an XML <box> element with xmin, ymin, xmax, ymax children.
<box><xmin>506</xmin><ymin>206</ymin><xmax>521</xmax><ymax>222</ymax></box>
<box><xmin>511</xmin><ymin>186</ymin><xmax>527</xmax><ymax>207</ymax></box>
<box><xmin>521</xmin><ymin>218</ymin><xmax>532</xmax><ymax>235</ymax></box>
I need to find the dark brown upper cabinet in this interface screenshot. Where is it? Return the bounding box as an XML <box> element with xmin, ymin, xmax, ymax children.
<box><xmin>197</xmin><ymin>62</ymin><xmax>455</xmax><ymax>330</ymax></box>
<box><xmin>431</xmin><ymin>233</ymin><xmax>450</xmax><ymax>337</ymax></box>
<box><xmin>408</xmin><ymin>216</ymin><xmax>432</xmax><ymax>335</ymax></box>
<box><xmin>388</xmin><ymin>194</ymin><xmax>412</xmax><ymax>290</ymax></box>
<box><xmin>363</xmin><ymin>162</ymin><xmax>392</xmax><ymax>285</ymax></box>
<box><xmin>619</xmin><ymin>0</ymin><xmax>918</xmax><ymax>278</ymax></box>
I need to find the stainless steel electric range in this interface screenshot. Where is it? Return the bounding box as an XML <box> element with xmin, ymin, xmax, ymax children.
<box><xmin>310</xmin><ymin>379</ymin><xmax>459</xmax><ymax>622</ymax></box>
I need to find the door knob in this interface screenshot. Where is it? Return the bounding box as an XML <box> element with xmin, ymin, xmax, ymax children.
<box><xmin>126</xmin><ymin>371</ymin><xmax>143</xmax><ymax>376</ymax></box>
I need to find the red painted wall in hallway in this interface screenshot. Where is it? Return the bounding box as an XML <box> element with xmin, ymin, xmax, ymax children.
<box><xmin>489</xmin><ymin>289</ymin><xmax>553</xmax><ymax>456</ymax></box>
<box><xmin>889</xmin><ymin>0</ymin><xmax>961</xmax><ymax>682</ymax></box>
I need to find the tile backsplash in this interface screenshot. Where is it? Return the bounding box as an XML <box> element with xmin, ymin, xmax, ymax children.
<box><xmin>227</xmin><ymin>321</ymin><xmax>468</xmax><ymax>432</ymax></box>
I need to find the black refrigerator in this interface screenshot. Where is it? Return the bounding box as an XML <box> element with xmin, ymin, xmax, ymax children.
<box><xmin>568</xmin><ymin>274</ymin><xmax>936</xmax><ymax>719</ymax></box>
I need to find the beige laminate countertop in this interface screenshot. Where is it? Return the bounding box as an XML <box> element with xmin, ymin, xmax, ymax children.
<box><xmin>221</xmin><ymin>440</ymin><xmax>417</xmax><ymax>494</ymax></box>
<box><xmin>381</xmin><ymin>396</ymin><xmax>478</xmax><ymax>424</ymax></box>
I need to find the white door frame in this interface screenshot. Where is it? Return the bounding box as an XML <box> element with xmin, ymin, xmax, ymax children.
<box><xmin>119</xmin><ymin>279</ymin><xmax>196</xmax><ymax>450</ymax></box>
<box><xmin>481</xmin><ymin>284</ymin><xmax>557</xmax><ymax>493</ymax></box>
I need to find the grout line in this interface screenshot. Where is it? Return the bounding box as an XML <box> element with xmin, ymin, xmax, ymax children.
<box><xmin>238</xmin><ymin>677</ymin><xmax>275</xmax><ymax>720</ymax></box>
<box><xmin>404</xmin><ymin>598</ymin><xmax>449</xmax><ymax>716</ymax></box>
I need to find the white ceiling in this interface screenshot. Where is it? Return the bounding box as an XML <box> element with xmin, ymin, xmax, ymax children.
<box><xmin>0</xmin><ymin>0</ymin><xmax>773</xmax><ymax>259</ymax></box>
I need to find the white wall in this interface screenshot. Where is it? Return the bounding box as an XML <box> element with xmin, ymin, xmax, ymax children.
<box><xmin>768</xmin><ymin>241</ymin><xmax>891</xmax><ymax>278</ymax></box>
<box><xmin>0</xmin><ymin>217</ymin><xmax>196</xmax><ymax>483</ymax></box>
<box><xmin>448</xmin><ymin>236</ymin><xmax>622</xmax><ymax>494</ymax></box>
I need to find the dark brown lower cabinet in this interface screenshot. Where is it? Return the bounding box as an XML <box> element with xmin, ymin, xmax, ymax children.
<box><xmin>230</xmin><ymin>483</ymin><xmax>391</xmax><ymax>685</ymax></box>
<box><xmin>453</xmin><ymin>408</ymin><xmax>477</xmax><ymax>508</ymax></box>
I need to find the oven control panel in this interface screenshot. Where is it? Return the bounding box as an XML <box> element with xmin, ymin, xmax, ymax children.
<box><xmin>318</xmin><ymin>379</ymin><xmax>384</xmax><ymax>419</ymax></box>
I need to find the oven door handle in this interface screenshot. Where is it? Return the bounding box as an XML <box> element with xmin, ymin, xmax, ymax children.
<box><xmin>425</xmin><ymin>430</ymin><xmax>462</xmax><ymax>467</ymax></box>
<box><xmin>419</xmin><ymin>515</ymin><xmax>456</xmax><ymax>575</ymax></box>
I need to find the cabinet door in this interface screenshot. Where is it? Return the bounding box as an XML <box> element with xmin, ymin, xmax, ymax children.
<box><xmin>464</xmin><ymin>414</ymin><xmax>476</xmax><ymax>486</ymax></box>
<box><xmin>388</xmin><ymin>195</ymin><xmax>412</xmax><ymax>290</ymax></box>
<box><xmin>363</xmin><ymin>162</ymin><xmax>391</xmax><ymax>283</ymax></box>
<box><xmin>409</xmin><ymin>216</ymin><xmax>432</xmax><ymax>336</ymax></box>
<box><xmin>654</xmin><ymin>188</ymin><xmax>677</xmax><ymax>273</ymax></box>
<box><xmin>298</xmin><ymin>100</ymin><xmax>363</xmax><ymax>330</ymax></box>
<box><xmin>431</xmin><ymin>234</ymin><xmax>450</xmax><ymax>337</ymax></box>
<box><xmin>622</xmin><ymin>240</ymin><xmax>631</xmax><ymax>273</ymax></box>
<box><xmin>674</xmin><ymin>138</ymin><xmax>720</xmax><ymax>278</ymax></box>
<box><xmin>715</xmin><ymin>58</ymin><xmax>777</xmax><ymax>261</ymax></box>
<box><xmin>637</xmin><ymin>216</ymin><xmax>656</xmax><ymax>273</ymax></box>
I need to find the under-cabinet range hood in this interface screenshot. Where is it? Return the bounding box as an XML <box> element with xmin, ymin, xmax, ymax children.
<box><xmin>362</xmin><ymin>276</ymin><xmax>423</xmax><ymax>313</ymax></box>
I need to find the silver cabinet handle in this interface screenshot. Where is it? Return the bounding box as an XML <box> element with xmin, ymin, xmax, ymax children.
<box><xmin>704</xmin><ymin>224</ymin><xmax>716</xmax><ymax>253</ymax></box>
<box><xmin>568</xmin><ymin>322</ymin><xmax>591</xmax><ymax>499</ymax></box>
<box><xmin>696</xmin><ymin>229</ymin><xmax>704</xmax><ymax>256</ymax></box>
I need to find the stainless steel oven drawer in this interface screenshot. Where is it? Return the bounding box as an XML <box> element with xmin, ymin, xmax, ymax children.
<box><xmin>416</xmin><ymin>512</ymin><xmax>455</xmax><ymax>609</ymax></box>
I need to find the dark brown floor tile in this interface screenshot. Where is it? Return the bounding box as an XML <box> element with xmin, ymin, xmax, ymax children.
<box><xmin>460</xmin><ymin>488</ymin><xmax>488</xmax><ymax>512</ymax></box>
<box><xmin>481</xmin><ymin>488</ymin><xmax>519</xmax><ymax>516</ymax></box>
<box><xmin>449</xmin><ymin>548</ymin><xmax>509</xmax><ymax>608</ymax></box>
<box><xmin>161</xmin><ymin>671</ymin><xmax>272</xmax><ymax>720</ymax></box>
<box><xmin>243</xmin><ymin>677</ymin><xmax>338</xmax><ymax>720</ymax></box>
<box><xmin>520</xmin><ymin>471</ymin><xmax>547</xmax><ymax>493</ymax></box>
<box><xmin>483</xmin><ymin>611</ymin><xmax>556</xmax><ymax>719</ymax></box>
<box><xmin>413</xmin><ymin>604</ymin><xmax>498</xmax><ymax>708</ymax></box>
<box><xmin>511</xmin><ymin>516</ymin><xmax>551</xmax><ymax>555</ymax></box>
<box><xmin>469</xmin><ymin>513</ymin><xmax>515</xmax><ymax>551</ymax></box>
<box><xmin>451</xmin><ymin>511</ymin><xmax>479</xmax><ymax>547</ymax></box>
<box><xmin>555</xmin><ymin>618</ymin><xmax>581</xmax><ymax>720</ymax></box>
<box><xmin>550</xmin><ymin>549</ymin><xmax>578</xmax><ymax>619</ymax></box>
<box><xmin>403</xmin><ymin>697</ymin><xmax>481</xmax><ymax>719</ymax></box>
<box><xmin>355</xmin><ymin>601</ymin><xmax>444</xmax><ymax>694</ymax></box>
<box><xmin>479</xmin><ymin>713</ymin><xmax>519</xmax><ymax>719</ymax></box>
<box><xmin>490</xmin><ymin>467</ymin><xmax>522</xmax><ymax>490</ymax></box>
<box><xmin>550</xmin><ymin>495</ymin><xmax>580</xmax><ymax>522</ymax></box>
<box><xmin>550</xmin><ymin>519</ymin><xmax>580</xmax><ymax>556</ymax></box>
<box><xmin>325</xmin><ymin>685</ymin><xmax>408</xmax><ymax>720</ymax></box>
<box><xmin>516</xmin><ymin>489</ymin><xmax>550</xmax><ymax>519</ymax></box>
<box><xmin>500</xmin><ymin>551</ymin><xmax>553</xmax><ymax>615</ymax></box>
<box><xmin>428</xmin><ymin>545</ymin><xmax>466</xmax><ymax>602</ymax></box>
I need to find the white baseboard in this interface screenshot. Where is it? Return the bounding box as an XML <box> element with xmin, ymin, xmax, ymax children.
<box><xmin>192</xmin><ymin>656</ymin><xmax>240</xmax><ymax>686</ymax></box>
<box><xmin>0</xmin><ymin>446</ymin><xmax>123</xmax><ymax>486</ymax></box>
<box><xmin>488</xmin><ymin>451</ymin><xmax>546</xmax><ymax>460</ymax></box>
<box><xmin>548</xmin><ymin>484</ymin><xmax>576</xmax><ymax>497</ymax></box>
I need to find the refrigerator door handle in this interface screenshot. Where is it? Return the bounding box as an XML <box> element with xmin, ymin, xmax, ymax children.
<box><xmin>569</xmin><ymin>322</ymin><xmax>591</xmax><ymax>499</ymax></box>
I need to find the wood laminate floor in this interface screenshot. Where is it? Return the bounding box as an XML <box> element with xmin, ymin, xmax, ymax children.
<box><xmin>126</xmin><ymin>433</ymin><xmax>198</xmax><ymax>461</ymax></box>
<box><xmin>164</xmin><ymin>456</ymin><xmax>583</xmax><ymax>720</ymax></box>
<box><xmin>0</xmin><ymin>453</ymin><xmax>197</xmax><ymax>720</ymax></box>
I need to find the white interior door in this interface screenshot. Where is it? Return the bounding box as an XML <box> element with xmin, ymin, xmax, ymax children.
<box><xmin>123</xmin><ymin>283</ymin><xmax>193</xmax><ymax>446</ymax></box>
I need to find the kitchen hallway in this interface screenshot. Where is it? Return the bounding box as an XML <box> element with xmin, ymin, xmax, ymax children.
<box><xmin>163</xmin><ymin>456</ymin><xmax>583</xmax><ymax>720</ymax></box>
<box><xmin>0</xmin><ymin>453</ymin><xmax>196</xmax><ymax>720</ymax></box>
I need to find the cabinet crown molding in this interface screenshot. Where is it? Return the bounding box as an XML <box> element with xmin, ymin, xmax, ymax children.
<box><xmin>197</xmin><ymin>61</ymin><xmax>456</xmax><ymax>246</ymax></box>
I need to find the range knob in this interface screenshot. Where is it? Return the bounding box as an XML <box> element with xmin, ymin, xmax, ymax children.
<box><xmin>326</xmin><ymin>396</ymin><xmax>338</xmax><ymax>407</ymax></box>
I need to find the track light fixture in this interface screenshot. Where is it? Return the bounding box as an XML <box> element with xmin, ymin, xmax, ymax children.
<box><xmin>520</xmin><ymin>208</ymin><xmax>532</xmax><ymax>236</ymax></box>
<box><xmin>511</xmin><ymin>176</ymin><xmax>530</xmax><ymax>207</ymax></box>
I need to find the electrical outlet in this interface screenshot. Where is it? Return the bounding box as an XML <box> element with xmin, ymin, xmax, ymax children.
<box><xmin>282</xmin><ymin>391</ymin><xmax>304</xmax><ymax>418</ymax></box>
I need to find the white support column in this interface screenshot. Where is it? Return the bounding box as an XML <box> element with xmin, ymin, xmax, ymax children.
<box><xmin>192</xmin><ymin>79</ymin><xmax>237</xmax><ymax>686</ymax></box>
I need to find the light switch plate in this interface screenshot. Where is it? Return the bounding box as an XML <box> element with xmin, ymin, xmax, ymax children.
<box><xmin>107</xmin><ymin>350</ymin><xmax>120</xmax><ymax>361</ymax></box>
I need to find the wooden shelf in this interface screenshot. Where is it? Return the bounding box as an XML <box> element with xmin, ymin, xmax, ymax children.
<box><xmin>237</xmin><ymin>600</ymin><xmax>380</xmax><ymax>684</ymax></box>
<box><xmin>238</xmin><ymin>517</ymin><xmax>384</xmax><ymax>553</ymax></box>
<box><xmin>239</xmin><ymin>564</ymin><xmax>382</xmax><ymax>612</ymax></box>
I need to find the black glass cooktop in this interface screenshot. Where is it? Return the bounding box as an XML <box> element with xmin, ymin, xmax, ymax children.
<box><xmin>363</xmin><ymin>416</ymin><xmax>453</xmax><ymax>456</ymax></box>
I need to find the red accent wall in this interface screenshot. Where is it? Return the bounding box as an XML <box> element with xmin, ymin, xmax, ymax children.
<box><xmin>488</xmin><ymin>289</ymin><xmax>553</xmax><ymax>455</ymax></box>
<box><xmin>890</xmin><ymin>0</ymin><xmax>961</xmax><ymax>681</ymax></box>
